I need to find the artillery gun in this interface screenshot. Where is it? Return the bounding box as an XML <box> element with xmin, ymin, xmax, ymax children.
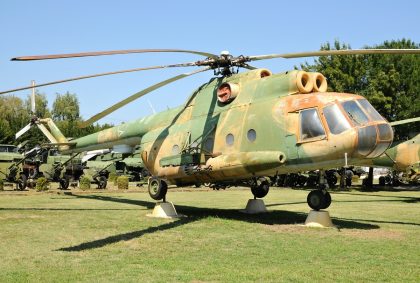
<box><xmin>0</xmin><ymin>144</ymin><xmax>27</xmax><ymax>190</ymax></box>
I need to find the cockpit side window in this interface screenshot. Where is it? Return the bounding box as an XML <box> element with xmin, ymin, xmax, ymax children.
<box><xmin>323</xmin><ymin>104</ymin><xmax>351</xmax><ymax>134</ymax></box>
<box><xmin>299</xmin><ymin>108</ymin><xmax>326</xmax><ymax>141</ymax></box>
<box><xmin>341</xmin><ymin>100</ymin><xmax>369</xmax><ymax>126</ymax></box>
<box><xmin>358</xmin><ymin>99</ymin><xmax>385</xmax><ymax>122</ymax></box>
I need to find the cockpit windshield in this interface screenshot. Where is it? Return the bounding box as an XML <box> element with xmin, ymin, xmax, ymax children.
<box><xmin>358</xmin><ymin>99</ymin><xmax>385</xmax><ymax>122</ymax></box>
<box><xmin>341</xmin><ymin>100</ymin><xmax>369</xmax><ymax>126</ymax></box>
<box><xmin>323</xmin><ymin>104</ymin><xmax>351</xmax><ymax>134</ymax></box>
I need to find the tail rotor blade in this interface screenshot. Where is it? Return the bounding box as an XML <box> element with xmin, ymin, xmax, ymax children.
<box><xmin>16</xmin><ymin>123</ymin><xmax>32</xmax><ymax>139</ymax></box>
<box><xmin>31</xmin><ymin>80</ymin><xmax>36</xmax><ymax>114</ymax></box>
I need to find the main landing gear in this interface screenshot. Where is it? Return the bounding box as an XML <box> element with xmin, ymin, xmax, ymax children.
<box><xmin>147</xmin><ymin>177</ymin><xmax>182</xmax><ymax>218</ymax></box>
<box><xmin>148</xmin><ymin>177</ymin><xmax>168</xmax><ymax>201</ymax></box>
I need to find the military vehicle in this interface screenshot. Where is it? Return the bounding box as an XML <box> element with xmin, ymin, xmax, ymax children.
<box><xmin>23</xmin><ymin>147</ymin><xmax>84</xmax><ymax>189</ymax></box>
<box><xmin>0</xmin><ymin>144</ymin><xmax>27</xmax><ymax>190</ymax></box>
<box><xmin>2</xmin><ymin>48</ymin><xmax>420</xmax><ymax>210</ymax></box>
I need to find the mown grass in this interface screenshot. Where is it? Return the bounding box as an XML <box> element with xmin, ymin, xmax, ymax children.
<box><xmin>0</xmin><ymin>187</ymin><xmax>419</xmax><ymax>282</ymax></box>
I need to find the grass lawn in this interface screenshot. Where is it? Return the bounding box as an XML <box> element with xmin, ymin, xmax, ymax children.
<box><xmin>0</xmin><ymin>186</ymin><xmax>419</xmax><ymax>282</ymax></box>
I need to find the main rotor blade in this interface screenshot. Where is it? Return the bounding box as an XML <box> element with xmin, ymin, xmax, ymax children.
<box><xmin>12</xmin><ymin>49</ymin><xmax>219</xmax><ymax>61</ymax></box>
<box><xmin>248</xmin><ymin>49</ymin><xmax>420</xmax><ymax>61</ymax></box>
<box><xmin>78</xmin><ymin>67</ymin><xmax>212</xmax><ymax>128</ymax></box>
<box><xmin>0</xmin><ymin>62</ymin><xmax>198</xmax><ymax>95</ymax></box>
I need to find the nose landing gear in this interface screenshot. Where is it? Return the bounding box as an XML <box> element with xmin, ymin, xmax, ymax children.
<box><xmin>307</xmin><ymin>189</ymin><xmax>331</xmax><ymax>210</ymax></box>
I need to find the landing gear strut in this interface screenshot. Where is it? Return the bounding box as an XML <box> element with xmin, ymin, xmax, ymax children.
<box><xmin>148</xmin><ymin>177</ymin><xmax>168</xmax><ymax>201</ymax></box>
<box><xmin>250</xmin><ymin>177</ymin><xmax>270</xmax><ymax>199</ymax></box>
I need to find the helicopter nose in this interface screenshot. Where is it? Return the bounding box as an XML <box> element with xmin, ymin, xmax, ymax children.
<box><xmin>356</xmin><ymin>122</ymin><xmax>393</xmax><ymax>158</ymax></box>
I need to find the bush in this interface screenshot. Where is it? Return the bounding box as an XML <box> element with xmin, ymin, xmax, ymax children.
<box><xmin>79</xmin><ymin>175</ymin><xmax>91</xmax><ymax>191</ymax></box>
<box><xmin>108</xmin><ymin>172</ymin><xmax>117</xmax><ymax>183</ymax></box>
<box><xmin>0</xmin><ymin>179</ymin><xmax>4</xmax><ymax>190</ymax></box>
<box><xmin>35</xmin><ymin>177</ymin><xmax>49</xmax><ymax>192</ymax></box>
<box><xmin>117</xmin><ymin>176</ymin><xmax>129</xmax><ymax>190</ymax></box>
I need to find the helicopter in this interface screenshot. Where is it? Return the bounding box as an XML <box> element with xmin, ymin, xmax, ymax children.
<box><xmin>1</xmin><ymin>48</ymin><xmax>419</xmax><ymax>210</ymax></box>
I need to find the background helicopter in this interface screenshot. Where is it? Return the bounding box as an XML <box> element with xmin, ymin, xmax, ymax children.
<box><xmin>1</xmin><ymin>48</ymin><xmax>419</xmax><ymax>210</ymax></box>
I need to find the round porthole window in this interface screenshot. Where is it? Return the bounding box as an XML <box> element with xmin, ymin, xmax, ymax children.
<box><xmin>172</xmin><ymin>144</ymin><xmax>180</xmax><ymax>155</ymax></box>
<box><xmin>247</xmin><ymin>129</ymin><xmax>256</xmax><ymax>142</ymax></box>
<box><xmin>226</xmin><ymin>134</ymin><xmax>234</xmax><ymax>146</ymax></box>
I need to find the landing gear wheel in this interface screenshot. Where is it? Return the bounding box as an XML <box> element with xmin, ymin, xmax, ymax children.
<box><xmin>307</xmin><ymin>190</ymin><xmax>331</xmax><ymax>210</ymax></box>
<box><xmin>97</xmin><ymin>176</ymin><xmax>107</xmax><ymax>189</ymax></box>
<box><xmin>59</xmin><ymin>178</ymin><xmax>69</xmax><ymax>190</ymax></box>
<box><xmin>251</xmin><ymin>178</ymin><xmax>270</xmax><ymax>198</ymax></box>
<box><xmin>148</xmin><ymin>177</ymin><xmax>168</xmax><ymax>200</ymax></box>
<box><xmin>17</xmin><ymin>174</ymin><xmax>27</xmax><ymax>191</ymax></box>
<box><xmin>322</xmin><ymin>191</ymin><xmax>331</xmax><ymax>209</ymax></box>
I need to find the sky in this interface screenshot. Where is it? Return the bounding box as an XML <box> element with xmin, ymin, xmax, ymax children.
<box><xmin>0</xmin><ymin>0</ymin><xmax>419</xmax><ymax>125</ymax></box>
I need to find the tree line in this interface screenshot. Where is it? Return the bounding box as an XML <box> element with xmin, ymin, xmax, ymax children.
<box><xmin>0</xmin><ymin>92</ymin><xmax>112</xmax><ymax>146</ymax></box>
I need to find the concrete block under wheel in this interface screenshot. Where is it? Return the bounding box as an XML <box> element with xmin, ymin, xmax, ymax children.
<box><xmin>146</xmin><ymin>202</ymin><xmax>185</xmax><ymax>219</ymax></box>
<box><xmin>304</xmin><ymin>210</ymin><xmax>335</xmax><ymax>228</ymax></box>
<box><xmin>240</xmin><ymin>199</ymin><xmax>268</xmax><ymax>214</ymax></box>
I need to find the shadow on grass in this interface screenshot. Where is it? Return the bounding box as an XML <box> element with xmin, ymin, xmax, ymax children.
<box><xmin>57</xmin><ymin>193</ymin><xmax>379</xmax><ymax>252</ymax></box>
<box><xmin>0</xmin><ymin>207</ymin><xmax>140</xmax><ymax>211</ymax></box>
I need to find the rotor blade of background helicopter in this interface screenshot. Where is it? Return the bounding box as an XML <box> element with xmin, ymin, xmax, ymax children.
<box><xmin>0</xmin><ymin>62</ymin><xmax>199</xmax><ymax>95</ymax></box>
<box><xmin>390</xmin><ymin>117</ymin><xmax>420</xmax><ymax>126</ymax></box>
<box><xmin>15</xmin><ymin>123</ymin><xmax>32</xmax><ymax>139</ymax></box>
<box><xmin>247</xmin><ymin>49</ymin><xmax>420</xmax><ymax>61</ymax></box>
<box><xmin>78</xmin><ymin>66</ymin><xmax>212</xmax><ymax>128</ymax></box>
<box><xmin>11</xmin><ymin>49</ymin><xmax>219</xmax><ymax>61</ymax></box>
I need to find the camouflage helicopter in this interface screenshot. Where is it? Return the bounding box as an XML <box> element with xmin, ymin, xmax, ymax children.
<box><xmin>2</xmin><ymin>48</ymin><xmax>420</xmax><ymax>210</ymax></box>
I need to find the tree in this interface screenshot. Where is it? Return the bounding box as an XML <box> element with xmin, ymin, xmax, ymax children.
<box><xmin>301</xmin><ymin>39</ymin><xmax>420</xmax><ymax>138</ymax></box>
<box><xmin>52</xmin><ymin>92</ymin><xmax>80</xmax><ymax>121</ymax></box>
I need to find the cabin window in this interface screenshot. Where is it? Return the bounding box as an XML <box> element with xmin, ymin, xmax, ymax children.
<box><xmin>299</xmin><ymin>108</ymin><xmax>326</xmax><ymax>141</ymax></box>
<box><xmin>323</xmin><ymin>104</ymin><xmax>351</xmax><ymax>135</ymax></box>
<box><xmin>247</xmin><ymin>129</ymin><xmax>256</xmax><ymax>142</ymax></box>
<box><xmin>358</xmin><ymin>99</ymin><xmax>385</xmax><ymax>122</ymax></box>
<box><xmin>226</xmin><ymin>133</ymin><xmax>234</xmax><ymax>146</ymax></box>
<box><xmin>341</xmin><ymin>100</ymin><xmax>369</xmax><ymax>126</ymax></box>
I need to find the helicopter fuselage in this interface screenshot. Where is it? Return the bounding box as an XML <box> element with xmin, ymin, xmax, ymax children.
<box><xmin>66</xmin><ymin>69</ymin><xmax>393</xmax><ymax>186</ymax></box>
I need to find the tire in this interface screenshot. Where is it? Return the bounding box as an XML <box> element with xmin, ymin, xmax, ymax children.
<box><xmin>379</xmin><ymin>176</ymin><xmax>385</xmax><ymax>186</ymax></box>
<box><xmin>307</xmin><ymin>190</ymin><xmax>326</xmax><ymax>211</ymax></box>
<box><xmin>321</xmin><ymin>191</ymin><xmax>331</xmax><ymax>209</ymax></box>
<box><xmin>17</xmin><ymin>174</ymin><xmax>27</xmax><ymax>191</ymax></box>
<box><xmin>345</xmin><ymin>170</ymin><xmax>353</xmax><ymax>186</ymax></box>
<box><xmin>97</xmin><ymin>176</ymin><xmax>107</xmax><ymax>189</ymax></box>
<box><xmin>251</xmin><ymin>178</ymin><xmax>270</xmax><ymax>198</ymax></box>
<box><xmin>59</xmin><ymin>178</ymin><xmax>69</xmax><ymax>190</ymax></box>
<box><xmin>148</xmin><ymin>177</ymin><xmax>168</xmax><ymax>200</ymax></box>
